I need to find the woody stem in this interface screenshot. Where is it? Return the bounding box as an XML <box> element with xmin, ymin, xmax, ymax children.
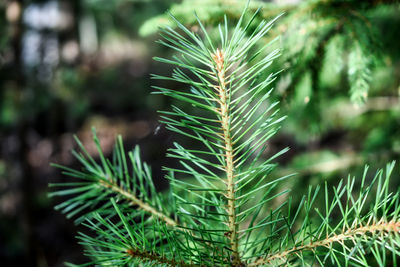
<box><xmin>213</xmin><ymin>49</ymin><xmax>241</xmax><ymax>265</ymax></box>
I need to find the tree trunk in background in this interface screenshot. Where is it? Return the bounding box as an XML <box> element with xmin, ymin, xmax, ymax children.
<box><xmin>9</xmin><ymin>0</ymin><xmax>38</xmax><ymax>266</ymax></box>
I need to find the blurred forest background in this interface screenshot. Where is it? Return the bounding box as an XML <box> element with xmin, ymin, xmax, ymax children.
<box><xmin>0</xmin><ymin>0</ymin><xmax>399</xmax><ymax>266</ymax></box>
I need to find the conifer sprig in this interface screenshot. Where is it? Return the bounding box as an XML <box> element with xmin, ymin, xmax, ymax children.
<box><xmin>50</xmin><ymin>5</ymin><xmax>400</xmax><ymax>266</ymax></box>
<box><xmin>250</xmin><ymin>162</ymin><xmax>400</xmax><ymax>266</ymax></box>
<box><xmin>153</xmin><ymin>6</ymin><xmax>289</xmax><ymax>265</ymax></box>
<box><xmin>49</xmin><ymin>130</ymin><xmax>177</xmax><ymax>226</ymax></box>
<box><xmin>76</xmin><ymin>199</ymin><xmax>189</xmax><ymax>267</ymax></box>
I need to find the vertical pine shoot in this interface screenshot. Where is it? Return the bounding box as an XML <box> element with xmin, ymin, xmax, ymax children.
<box><xmin>153</xmin><ymin>6</ymin><xmax>287</xmax><ymax>265</ymax></box>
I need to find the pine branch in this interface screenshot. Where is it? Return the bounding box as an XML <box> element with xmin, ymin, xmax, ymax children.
<box><xmin>249</xmin><ymin>221</ymin><xmax>400</xmax><ymax>266</ymax></box>
<box><xmin>77</xmin><ymin>199</ymin><xmax>191</xmax><ymax>267</ymax></box>
<box><xmin>50</xmin><ymin>4</ymin><xmax>400</xmax><ymax>266</ymax></box>
<box><xmin>49</xmin><ymin>131</ymin><xmax>177</xmax><ymax>227</ymax></box>
<box><xmin>248</xmin><ymin>162</ymin><xmax>400</xmax><ymax>266</ymax></box>
<box><xmin>154</xmin><ymin>6</ymin><xmax>288</xmax><ymax>264</ymax></box>
<box><xmin>98</xmin><ymin>178</ymin><xmax>177</xmax><ymax>226</ymax></box>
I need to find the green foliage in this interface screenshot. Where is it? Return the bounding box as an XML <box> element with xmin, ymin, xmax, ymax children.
<box><xmin>348</xmin><ymin>43</ymin><xmax>372</xmax><ymax>106</ymax></box>
<box><xmin>51</xmin><ymin>4</ymin><xmax>400</xmax><ymax>267</ymax></box>
<box><xmin>140</xmin><ymin>0</ymin><xmax>398</xmax><ymax>108</ymax></box>
<box><xmin>138</xmin><ymin>0</ymin><xmax>265</xmax><ymax>37</ymax></box>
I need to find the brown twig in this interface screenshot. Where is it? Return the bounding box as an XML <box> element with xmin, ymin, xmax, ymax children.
<box><xmin>126</xmin><ymin>248</ymin><xmax>197</xmax><ymax>267</ymax></box>
<box><xmin>212</xmin><ymin>48</ymin><xmax>242</xmax><ymax>266</ymax></box>
<box><xmin>99</xmin><ymin>179</ymin><xmax>178</xmax><ymax>226</ymax></box>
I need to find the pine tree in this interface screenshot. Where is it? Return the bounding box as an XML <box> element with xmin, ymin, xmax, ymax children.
<box><xmin>50</xmin><ymin>5</ymin><xmax>400</xmax><ymax>266</ymax></box>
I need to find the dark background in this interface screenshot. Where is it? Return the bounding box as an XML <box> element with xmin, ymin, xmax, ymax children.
<box><xmin>0</xmin><ymin>0</ymin><xmax>399</xmax><ymax>266</ymax></box>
